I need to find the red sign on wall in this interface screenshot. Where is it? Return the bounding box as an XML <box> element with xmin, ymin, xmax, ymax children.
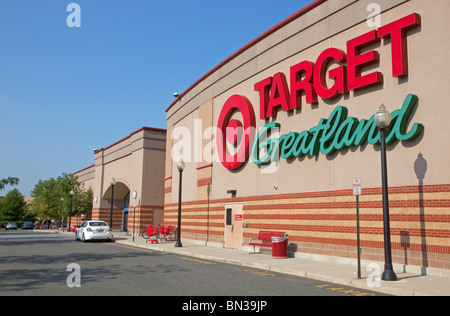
<box><xmin>353</xmin><ymin>178</ymin><xmax>362</xmax><ymax>196</ymax></box>
<box><xmin>234</xmin><ymin>214</ymin><xmax>243</xmax><ymax>221</ymax></box>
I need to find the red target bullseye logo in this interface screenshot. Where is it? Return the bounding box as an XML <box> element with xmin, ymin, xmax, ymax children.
<box><xmin>217</xmin><ymin>95</ymin><xmax>255</xmax><ymax>170</ymax></box>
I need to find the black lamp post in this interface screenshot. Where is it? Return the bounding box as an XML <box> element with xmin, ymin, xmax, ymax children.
<box><xmin>60</xmin><ymin>197</ymin><xmax>64</xmax><ymax>230</ymax></box>
<box><xmin>374</xmin><ymin>104</ymin><xmax>398</xmax><ymax>282</ymax></box>
<box><xmin>175</xmin><ymin>159</ymin><xmax>185</xmax><ymax>247</ymax></box>
<box><xmin>110</xmin><ymin>177</ymin><xmax>116</xmax><ymax>230</ymax></box>
<box><xmin>68</xmin><ymin>190</ymin><xmax>74</xmax><ymax>232</ymax></box>
<box><xmin>132</xmin><ymin>191</ymin><xmax>137</xmax><ymax>242</ymax></box>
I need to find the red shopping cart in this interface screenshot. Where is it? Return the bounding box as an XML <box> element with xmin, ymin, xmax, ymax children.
<box><xmin>158</xmin><ymin>225</ymin><xmax>176</xmax><ymax>242</ymax></box>
<box><xmin>145</xmin><ymin>225</ymin><xmax>159</xmax><ymax>244</ymax></box>
<box><xmin>143</xmin><ymin>225</ymin><xmax>177</xmax><ymax>243</ymax></box>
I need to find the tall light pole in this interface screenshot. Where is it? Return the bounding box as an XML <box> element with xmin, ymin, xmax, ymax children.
<box><xmin>374</xmin><ymin>104</ymin><xmax>398</xmax><ymax>281</ymax></box>
<box><xmin>110</xmin><ymin>177</ymin><xmax>116</xmax><ymax>230</ymax></box>
<box><xmin>68</xmin><ymin>190</ymin><xmax>74</xmax><ymax>232</ymax></box>
<box><xmin>60</xmin><ymin>197</ymin><xmax>64</xmax><ymax>230</ymax></box>
<box><xmin>175</xmin><ymin>159</ymin><xmax>185</xmax><ymax>247</ymax></box>
<box><xmin>132</xmin><ymin>191</ymin><xmax>137</xmax><ymax>242</ymax></box>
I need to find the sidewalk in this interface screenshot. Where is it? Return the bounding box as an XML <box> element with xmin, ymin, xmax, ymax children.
<box><xmin>112</xmin><ymin>233</ymin><xmax>450</xmax><ymax>296</ymax></box>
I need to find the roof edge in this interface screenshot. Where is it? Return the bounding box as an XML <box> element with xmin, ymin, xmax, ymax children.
<box><xmin>72</xmin><ymin>164</ymin><xmax>95</xmax><ymax>176</ymax></box>
<box><xmin>94</xmin><ymin>126</ymin><xmax>167</xmax><ymax>155</ymax></box>
<box><xmin>165</xmin><ymin>0</ymin><xmax>328</xmax><ymax>113</ymax></box>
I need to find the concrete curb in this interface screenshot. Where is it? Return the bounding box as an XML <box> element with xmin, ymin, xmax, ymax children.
<box><xmin>113</xmin><ymin>238</ymin><xmax>439</xmax><ymax>296</ymax></box>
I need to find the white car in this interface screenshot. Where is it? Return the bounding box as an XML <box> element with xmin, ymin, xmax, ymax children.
<box><xmin>75</xmin><ymin>220</ymin><xmax>113</xmax><ymax>242</ymax></box>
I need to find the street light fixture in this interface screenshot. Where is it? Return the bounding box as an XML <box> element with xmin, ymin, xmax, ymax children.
<box><xmin>374</xmin><ymin>104</ymin><xmax>398</xmax><ymax>282</ymax></box>
<box><xmin>175</xmin><ymin>159</ymin><xmax>185</xmax><ymax>247</ymax></box>
<box><xmin>110</xmin><ymin>177</ymin><xmax>116</xmax><ymax>230</ymax></box>
<box><xmin>68</xmin><ymin>190</ymin><xmax>74</xmax><ymax>233</ymax></box>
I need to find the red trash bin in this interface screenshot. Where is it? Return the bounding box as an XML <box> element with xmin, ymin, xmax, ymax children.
<box><xmin>271</xmin><ymin>236</ymin><xmax>288</xmax><ymax>258</ymax></box>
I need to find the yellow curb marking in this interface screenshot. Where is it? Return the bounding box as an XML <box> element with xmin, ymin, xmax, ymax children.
<box><xmin>181</xmin><ymin>257</ymin><xmax>216</xmax><ymax>265</ymax></box>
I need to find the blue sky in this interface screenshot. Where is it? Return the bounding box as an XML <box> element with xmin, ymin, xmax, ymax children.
<box><xmin>0</xmin><ymin>0</ymin><xmax>311</xmax><ymax>196</ymax></box>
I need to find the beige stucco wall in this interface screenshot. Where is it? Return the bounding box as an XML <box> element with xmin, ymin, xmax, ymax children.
<box><xmin>74</xmin><ymin>165</ymin><xmax>95</xmax><ymax>191</ymax></box>
<box><xmin>75</xmin><ymin>127</ymin><xmax>166</xmax><ymax>228</ymax></box>
<box><xmin>166</xmin><ymin>0</ymin><xmax>450</xmax><ymax>202</ymax></box>
<box><xmin>94</xmin><ymin>128</ymin><xmax>165</xmax><ymax>202</ymax></box>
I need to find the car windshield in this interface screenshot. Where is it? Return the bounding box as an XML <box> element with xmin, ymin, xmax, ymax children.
<box><xmin>89</xmin><ymin>221</ymin><xmax>108</xmax><ymax>227</ymax></box>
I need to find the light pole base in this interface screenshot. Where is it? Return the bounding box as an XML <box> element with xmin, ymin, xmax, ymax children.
<box><xmin>175</xmin><ymin>241</ymin><xmax>183</xmax><ymax>247</ymax></box>
<box><xmin>382</xmin><ymin>268</ymin><xmax>398</xmax><ymax>281</ymax></box>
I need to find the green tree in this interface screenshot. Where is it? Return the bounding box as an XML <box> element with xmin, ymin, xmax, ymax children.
<box><xmin>30</xmin><ymin>173</ymin><xmax>92</xmax><ymax>221</ymax></box>
<box><xmin>0</xmin><ymin>188</ymin><xmax>28</xmax><ymax>222</ymax></box>
<box><xmin>0</xmin><ymin>177</ymin><xmax>19</xmax><ymax>190</ymax></box>
<box><xmin>30</xmin><ymin>177</ymin><xmax>59</xmax><ymax>219</ymax></box>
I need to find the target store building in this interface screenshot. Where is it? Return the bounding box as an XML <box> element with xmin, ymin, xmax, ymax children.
<box><xmin>163</xmin><ymin>0</ymin><xmax>450</xmax><ymax>275</ymax></box>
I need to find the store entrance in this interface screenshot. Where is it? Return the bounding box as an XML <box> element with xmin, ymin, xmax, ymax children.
<box><xmin>122</xmin><ymin>191</ymin><xmax>130</xmax><ymax>232</ymax></box>
<box><xmin>122</xmin><ymin>208</ymin><xmax>128</xmax><ymax>232</ymax></box>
